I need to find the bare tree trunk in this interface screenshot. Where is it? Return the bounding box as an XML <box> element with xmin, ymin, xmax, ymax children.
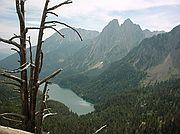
<box><xmin>15</xmin><ymin>0</ymin><xmax>30</xmax><ymax>131</ymax></box>
<box><xmin>30</xmin><ymin>1</ymin><xmax>50</xmax><ymax>132</ymax></box>
<box><xmin>0</xmin><ymin>0</ymin><xmax>81</xmax><ymax>133</ymax></box>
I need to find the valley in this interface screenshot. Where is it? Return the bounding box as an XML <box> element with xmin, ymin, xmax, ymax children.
<box><xmin>0</xmin><ymin>18</ymin><xmax>180</xmax><ymax>133</ymax></box>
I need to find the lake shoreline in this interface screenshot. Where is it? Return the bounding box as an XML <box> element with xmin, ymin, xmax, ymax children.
<box><xmin>40</xmin><ymin>83</ymin><xmax>95</xmax><ymax>115</ymax></box>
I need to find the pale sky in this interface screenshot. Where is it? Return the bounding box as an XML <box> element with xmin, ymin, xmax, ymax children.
<box><xmin>0</xmin><ymin>0</ymin><xmax>180</xmax><ymax>53</ymax></box>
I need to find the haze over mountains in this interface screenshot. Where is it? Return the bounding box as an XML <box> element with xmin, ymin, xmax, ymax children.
<box><xmin>1</xmin><ymin>18</ymin><xmax>180</xmax><ymax>86</ymax></box>
<box><xmin>1</xmin><ymin>18</ymin><xmax>180</xmax><ymax>133</ymax></box>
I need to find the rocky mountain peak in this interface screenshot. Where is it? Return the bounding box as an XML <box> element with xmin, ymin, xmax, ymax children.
<box><xmin>123</xmin><ymin>18</ymin><xmax>133</xmax><ymax>25</ymax></box>
<box><xmin>101</xmin><ymin>19</ymin><xmax>120</xmax><ymax>34</ymax></box>
<box><xmin>121</xmin><ymin>18</ymin><xmax>140</xmax><ymax>30</ymax></box>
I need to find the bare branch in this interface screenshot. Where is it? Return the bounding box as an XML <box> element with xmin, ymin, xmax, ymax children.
<box><xmin>12</xmin><ymin>88</ymin><xmax>21</xmax><ymax>93</ymax></box>
<box><xmin>26</xmin><ymin>27</ymin><xmax>44</xmax><ymax>30</ymax></box>
<box><xmin>0</xmin><ymin>37</ymin><xmax>21</xmax><ymax>48</ymax></box>
<box><xmin>9</xmin><ymin>34</ymin><xmax>21</xmax><ymax>41</ymax></box>
<box><xmin>0</xmin><ymin>113</ymin><xmax>25</xmax><ymax>120</ymax></box>
<box><xmin>0</xmin><ymin>81</ymin><xmax>21</xmax><ymax>87</ymax></box>
<box><xmin>27</xmin><ymin>36</ymin><xmax>33</xmax><ymax>65</ymax></box>
<box><xmin>47</xmin><ymin>11</ymin><xmax>58</xmax><ymax>17</ymax></box>
<box><xmin>42</xmin><ymin>82</ymin><xmax>49</xmax><ymax>111</ymax></box>
<box><xmin>39</xmin><ymin>51</ymin><xmax>44</xmax><ymax>73</ymax></box>
<box><xmin>0</xmin><ymin>72</ymin><xmax>24</xmax><ymax>83</ymax></box>
<box><xmin>42</xmin><ymin>113</ymin><xmax>57</xmax><ymax>121</ymax></box>
<box><xmin>1</xmin><ymin>116</ymin><xmax>22</xmax><ymax>123</ymax></box>
<box><xmin>11</xmin><ymin>48</ymin><xmax>21</xmax><ymax>56</ymax></box>
<box><xmin>9</xmin><ymin>62</ymin><xmax>27</xmax><ymax>72</ymax></box>
<box><xmin>27</xmin><ymin>26</ymin><xmax>66</xmax><ymax>39</ymax></box>
<box><xmin>47</xmin><ymin>0</ymin><xmax>72</xmax><ymax>11</ymax></box>
<box><xmin>3</xmin><ymin>63</ymin><xmax>31</xmax><ymax>74</ymax></box>
<box><xmin>94</xmin><ymin>125</ymin><xmax>107</xmax><ymax>134</ymax></box>
<box><xmin>43</xmin><ymin>108</ymin><xmax>51</xmax><ymax>113</ymax></box>
<box><xmin>19</xmin><ymin>63</ymin><xmax>31</xmax><ymax>72</ymax></box>
<box><xmin>45</xmin><ymin>21</ymin><xmax>83</xmax><ymax>41</ymax></box>
<box><xmin>38</xmin><ymin>68</ymin><xmax>63</xmax><ymax>86</ymax></box>
<box><xmin>47</xmin><ymin>26</ymin><xmax>65</xmax><ymax>38</ymax></box>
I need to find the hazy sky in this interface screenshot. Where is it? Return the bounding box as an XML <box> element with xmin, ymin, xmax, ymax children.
<box><xmin>0</xmin><ymin>0</ymin><xmax>180</xmax><ymax>52</ymax></box>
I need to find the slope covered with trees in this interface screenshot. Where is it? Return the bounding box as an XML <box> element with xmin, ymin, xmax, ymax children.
<box><xmin>1</xmin><ymin>79</ymin><xmax>179</xmax><ymax>134</ymax></box>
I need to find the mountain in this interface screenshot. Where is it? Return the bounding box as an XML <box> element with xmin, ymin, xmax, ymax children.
<box><xmin>0</xmin><ymin>28</ymin><xmax>99</xmax><ymax>72</ymax></box>
<box><xmin>1</xmin><ymin>20</ymin><xmax>180</xmax><ymax>134</ymax></box>
<box><xmin>0</xmin><ymin>18</ymin><xmax>169</xmax><ymax>80</ymax></box>
<box><xmin>125</xmin><ymin>24</ymin><xmax>180</xmax><ymax>83</ymax></box>
<box><xmin>41</xmin><ymin>28</ymin><xmax>99</xmax><ymax>76</ymax></box>
<box><xmin>0</xmin><ymin>52</ymin><xmax>9</xmax><ymax>61</ymax></box>
<box><xmin>57</xmin><ymin>24</ymin><xmax>180</xmax><ymax>102</ymax></box>
<box><xmin>0</xmin><ymin>18</ymin><xmax>147</xmax><ymax>77</ymax></box>
<box><xmin>94</xmin><ymin>24</ymin><xmax>180</xmax><ymax>87</ymax></box>
<box><xmin>60</xmin><ymin>19</ymin><xmax>147</xmax><ymax>75</ymax></box>
<box><xmin>143</xmin><ymin>29</ymin><xmax>165</xmax><ymax>38</ymax></box>
<box><xmin>43</xmin><ymin>28</ymin><xmax>99</xmax><ymax>53</ymax></box>
<box><xmin>104</xmin><ymin>18</ymin><xmax>145</xmax><ymax>64</ymax></box>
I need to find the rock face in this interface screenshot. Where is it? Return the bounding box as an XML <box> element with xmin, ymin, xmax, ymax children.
<box><xmin>62</xmin><ymin>18</ymin><xmax>147</xmax><ymax>73</ymax></box>
<box><xmin>0</xmin><ymin>28</ymin><xmax>99</xmax><ymax>75</ymax></box>
<box><xmin>143</xmin><ymin>29</ymin><xmax>165</xmax><ymax>38</ymax></box>
<box><xmin>75</xmin><ymin>24</ymin><xmax>180</xmax><ymax>94</ymax></box>
<box><xmin>0</xmin><ymin>125</ymin><xmax>32</xmax><ymax>134</ymax></box>
<box><xmin>41</xmin><ymin>28</ymin><xmax>99</xmax><ymax>76</ymax></box>
<box><xmin>0</xmin><ymin>18</ymin><xmax>166</xmax><ymax>78</ymax></box>
<box><xmin>124</xmin><ymin>25</ymin><xmax>180</xmax><ymax>83</ymax></box>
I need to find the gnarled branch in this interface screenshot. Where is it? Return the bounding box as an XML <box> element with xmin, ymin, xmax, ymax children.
<box><xmin>42</xmin><ymin>113</ymin><xmax>57</xmax><ymax>121</ymax></box>
<box><xmin>38</xmin><ymin>68</ymin><xmax>63</xmax><ymax>86</ymax></box>
<box><xmin>1</xmin><ymin>116</ymin><xmax>22</xmax><ymax>123</ymax></box>
<box><xmin>47</xmin><ymin>26</ymin><xmax>65</xmax><ymax>38</ymax></box>
<box><xmin>3</xmin><ymin>63</ymin><xmax>31</xmax><ymax>74</ymax></box>
<box><xmin>9</xmin><ymin>34</ymin><xmax>21</xmax><ymax>41</ymax></box>
<box><xmin>26</xmin><ymin>26</ymin><xmax>66</xmax><ymax>39</ymax></box>
<box><xmin>0</xmin><ymin>113</ymin><xmax>25</xmax><ymax>120</ymax></box>
<box><xmin>47</xmin><ymin>11</ymin><xmax>58</xmax><ymax>17</ymax></box>
<box><xmin>0</xmin><ymin>72</ymin><xmax>24</xmax><ymax>83</ymax></box>
<box><xmin>11</xmin><ymin>48</ymin><xmax>21</xmax><ymax>57</ymax></box>
<box><xmin>45</xmin><ymin>21</ymin><xmax>83</xmax><ymax>41</ymax></box>
<box><xmin>0</xmin><ymin>37</ymin><xmax>21</xmax><ymax>49</ymax></box>
<box><xmin>47</xmin><ymin>0</ymin><xmax>72</xmax><ymax>11</ymax></box>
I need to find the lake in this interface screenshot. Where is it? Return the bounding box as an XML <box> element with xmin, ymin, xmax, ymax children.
<box><xmin>40</xmin><ymin>83</ymin><xmax>95</xmax><ymax>115</ymax></box>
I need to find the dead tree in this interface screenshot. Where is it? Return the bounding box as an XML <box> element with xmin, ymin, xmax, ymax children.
<box><xmin>0</xmin><ymin>0</ymin><xmax>82</xmax><ymax>133</ymax></box>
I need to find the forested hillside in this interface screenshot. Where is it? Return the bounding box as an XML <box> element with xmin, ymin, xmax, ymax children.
<box><xmin>1</xmin><ymin>79</ymin><xmax>179</xmax><ymax>134</ymax></box>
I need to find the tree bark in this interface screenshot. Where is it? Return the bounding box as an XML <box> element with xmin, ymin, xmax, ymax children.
<box><xmin>30</xmin><ymin>1</ymin><xmax>50</xmax><ymax>132</ymax></box>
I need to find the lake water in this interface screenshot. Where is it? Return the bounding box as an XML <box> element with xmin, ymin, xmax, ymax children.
<box><xmin>40</xmin><ymin>83</ymin><xmax>95</xmax><ymax>115</ymax></box>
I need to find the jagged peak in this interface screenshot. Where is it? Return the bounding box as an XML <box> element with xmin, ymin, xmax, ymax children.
<box><xmin>101</xmin><ymin>19</ymin><xmax>120</xmax><ymax>33</ymax></box>
<box><xmin>120</xmin><ymin>18</ymin><xmax>142</xmax><ymax>32</ymax></box>
<box><xmin>108</xmin><ymin>19</ymin><xmax>119</xmax><ymax>26</ymax></box>
<box><xmin>123</xmin><ymin>18</ymin><xmax>133</xmax><ymax>25</ymax></box>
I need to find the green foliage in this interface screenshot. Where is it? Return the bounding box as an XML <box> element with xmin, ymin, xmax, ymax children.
<box><xmin>0</xmin><ymin>84</ymin><xmax>21</xmax><ymax>128</ymax></box>
<box><xmin>58</xmin><ymin>61</ymin><xmax>145</xmax><ymax>102</ymax></box>
<box><xmin>0</xmin><ymin>79</ymin><xmax>179</xmax><ymax>133</ymax></box>
<box><xmin>42</xmin><ymin>79</ymin><xmax>180</xmax><ymax>134</ymax></box>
